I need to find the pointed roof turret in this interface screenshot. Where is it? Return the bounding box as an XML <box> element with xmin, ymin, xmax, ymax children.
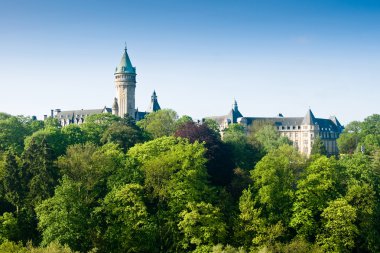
<box><xmin>115</xmin><ymin>46</ymin><xmax>136</xmax><ymax>74</ymax></box>
<box><xmin>227</xmin><ymin>99</ymin><xmax>243</xmax><ymax>123</ymax></box>
<box><xmin>147</xmin><ymin>90</ymin><xmax>161</xmax><ymax>112</ymax></box>
<box><xmin>232</xmin><ymin>99</ymin><xmax>243</xmax><ymax>118</ymax></box>
<box><xmin>302</xmin><ymin>109</ymin><xmax>317</xmax><ymax>125</ymax></box>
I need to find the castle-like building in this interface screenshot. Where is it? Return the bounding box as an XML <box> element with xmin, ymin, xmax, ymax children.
<box><xmin>52</xmin><ymin>47</ymin><xmax>160</xmax><ymax>125</ymax></box>
<box><xmin>208</xmin><ymin>101</ymin><xmax>344</xmax><ymax>156</ymax></box>
<box><xmin>51</xmin><ymin>47</ymin><xmax>343</xmax><ymax>156</ymax></box>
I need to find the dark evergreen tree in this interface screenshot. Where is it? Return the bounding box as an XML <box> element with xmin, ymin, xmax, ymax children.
<box><xmin>22</xmin><ymin>138</ymin><xmax>59</xmax><ymax>207</ymax></box>
<box><xmin>2</xmin><ymin>151</ymin><xmax>25</xmax><ymax>214</ymax></box>
<box><xmin>311</xmin><ymin>137</ymin><xmax>327</xmax><ymax>156</ymax></box>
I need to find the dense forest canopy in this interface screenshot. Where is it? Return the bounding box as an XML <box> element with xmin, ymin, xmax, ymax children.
<box><xmin>0</xmin><ymin>110</ymin><xmax>379</xmax><ymax>253</ymax></box>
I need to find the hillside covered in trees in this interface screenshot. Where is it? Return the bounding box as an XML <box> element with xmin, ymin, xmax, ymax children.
<box><xmin>0</xmin><ymin>110</ymin><xmax>380</xmax><ymax>253</ymax></box>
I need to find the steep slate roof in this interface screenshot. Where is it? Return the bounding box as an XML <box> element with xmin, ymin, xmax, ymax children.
<box><xmin>56</xmin><ymin>107</ymin><xmax>111</xmax><ymax>119</ymax></box>
<box><xmin>115</xmin><ymin>47</ymin><xmax>136</xmax><ymax>74</ymax></box>
<box><xmin>302</xmin><ymin>109</ymin><xmax>317</xmax><ymax>125</ymax></box>
<box><xmin>329</xmin><ymin>116</ymin><xmax>344</xmax><ymax>130</ymax></box>
<box><xmin>240</xmin><ymin>115</ymin><xmax>341</xmax><ymax>132</ymax></box>
<box><xmin>147</xmin><ymin>90</ymin><xmax>161</xmax><ymax>112</ymax></box>
<box><xmin>135</xmin><ymin>110</ymin><xmax>148</xmax><ymax>121</ymax></box>
<box><xmin>206</xmin><ymin>100</ymin><xmax>244</xmax><ymax>125</ymax></box>
<box><xmin>239</xmin><ymin>117</ymin><xmax>304</xmax><ymax>127</ymax></box>
<box><xmin>206</xmin><ymin>115</ymin><xmax>230</xmax><ymax>125</ymax></box>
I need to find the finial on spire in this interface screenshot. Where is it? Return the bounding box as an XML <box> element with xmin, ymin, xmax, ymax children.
<box><xmin>124</xmin><ymin>42</ymin><xmax>127</xmax><ymax>51</ymax></box>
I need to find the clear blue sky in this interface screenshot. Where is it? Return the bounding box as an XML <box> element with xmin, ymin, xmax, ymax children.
<box><xmin>0</xmin><ymin>0</ymin><xmax>379</xmax><ymax>124</ymax></box>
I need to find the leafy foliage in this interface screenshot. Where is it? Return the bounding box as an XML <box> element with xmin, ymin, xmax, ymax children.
<box><xmin>137</xmin><ymin>109</ymin><xmax>178</xmax><ymax>138</ymax></box>
<box><xmin>0</xmin><ymin>111</ymin><xmax>380</xmax><ymax>252</ymax></box>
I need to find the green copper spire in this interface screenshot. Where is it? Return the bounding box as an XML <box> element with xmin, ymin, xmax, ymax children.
<box><xmin>115</xmin><ymin>46</ymin><xmax>136</xmax><ymax>74</ymax></box>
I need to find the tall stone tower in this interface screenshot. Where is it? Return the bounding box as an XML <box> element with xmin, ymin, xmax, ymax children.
<box><xmin>114</xmin><ymin>47</ymin><xmax>137</xmax><ymax>118</ymax></box>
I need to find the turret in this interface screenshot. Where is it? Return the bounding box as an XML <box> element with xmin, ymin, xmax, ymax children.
<box><xmin>147</xmin><ymin>90</ymin><xmax>161</xmax><ymax>112</ymax></box>
<box><xmin>302</xmin><ymin>109</ymin><xmax>316</xmax><ymax>125</ymax></box>
<box><xmin>112</xmin><ymin>97</ymin><xmax>119</xmax><ymax>115</ymax></box>
<box><xmin>114</xmin><ymin>46</ymin><xmax>137</xmax><ymax>118</ymax></box>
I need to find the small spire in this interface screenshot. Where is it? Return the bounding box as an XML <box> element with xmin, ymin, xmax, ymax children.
<box><xmin>148</xmin><ymin>90</ymin><xmax>161</xmax><ymax>112</ymax></box>
<box><xmin>233</xmin><ymin>98</ymin><xmax>238</xmax><ymax>111</ymax></box>
<box><xmin>124</xmin><ymin>42</ymin><xmax>127</xmax><ymax>51</ymax></box>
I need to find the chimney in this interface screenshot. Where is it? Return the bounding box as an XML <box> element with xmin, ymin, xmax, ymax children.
<box><xmin>44</xmin><ymin>115</ymin><xmax>47</xmax><ymax>120</ymax></box>
<box><xmin>51</xmin><ymin>110</ymin><xmax>54</xmax><ymax>118</ymax></box>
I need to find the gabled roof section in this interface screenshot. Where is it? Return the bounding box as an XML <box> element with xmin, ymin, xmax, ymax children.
<box><xmin>147</xmin><ymin>90</ymin><xmax>161</xmax><ymax>112</ymax></box>
<box><xmin>55</xmin><ymin>108</ymin><xmax>111</xmax><ymax>119</ymax></box>
<box><xmin>115</xmin><ymin>47</ymin><xmax>136</xmax><ymax>74</ymax></box>
<box><xmin>329</xmin><ymin>116</ymin><xmax>342</xmax><ymax>127</ymax></box>
<box><xmin>302</xmin><ymin>109</ymin><xmax>317</xmax><ymax>125</ymax></box>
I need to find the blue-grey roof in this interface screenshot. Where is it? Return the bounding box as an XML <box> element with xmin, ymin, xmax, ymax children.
<box><xmin>55</xmin><ymin>107</ymin><xmax>111</xmax><ymax>119</ymax></box>
<box><xmin>147</xmin><ymin>90</ymin><xmax>161</xmax><ymax>112</ymax></box>
<box><xmin>115</xmin><ymin>48</ymin><xmax>136</xmax><ymax>74</ymax></box>
<box><xmin>302</xmin><ymin>109</ymin><xmax>316</xmax><ymax>125</ymax></box>
<box><xmin>240</xmin><ymin>116</ymin><xmax>342</xmax><ymax>132</ymax></box>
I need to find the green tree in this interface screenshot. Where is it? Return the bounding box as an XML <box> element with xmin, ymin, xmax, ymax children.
<box><xmin>361</xmin><ymin>114</ymin><xmax>380</xmax><ymax>136</ymax></box>
<box><xmin>345</xmin><ymin>183</ymin><xmax>378</xmax><ymax>252</ymax></box>
<box><xmin>236</xmin><ymin>146</ymin><xmax>305</xmax><ymax>250</ymax></box>
<box><xmin>128</xmin><ymin>136</ymin><xmax>215</xmax><ymax>252</ymax></box>
<box><xmin>0</xmin><ymin>212</ymin><xmax>19</xmax><ymax>243</ymax></box>
<box><xmin>310</xmin><ymin>137</ymin><xmax>327</xmax><ymax>156</ymax></box>
<box><xmin>137</xmin><ymin>109</ymin><xmax>178</xmax><ymax>138</ymax></box>
<box><xmin>174</xmin><ymin>121</ymin><xmax>235</xmax><ymax>186</ymax></box>
<box><xmin>37</xmin><ymin>143</ymin><xmax>125</xmax><ymax>252</ymax></box>
<box><xmin>0</xmin><ymin>240</ymin><xmax>27</xmax><ymax>253</ymax></box>
<box><xmin>223</xmin><ymin>124</ymin><xmax>261</xmax><ymax>170</ymax></box>
<box><xmin>80</xmin><ymin>113</ymin><xmax>122</xmax><ymax>144</ymax></box>
<box><xmin>178</xmin><ymin>202</ymin><xmax>227</xmax><ymax>251</ymax></box>
<box><xmin>317</xmin><ymin>198</ymin><xmax>358</xmax><ymax>253</ymax></box>
<box><xmin>22</xmin><ymin>138</ymin><xmax>58</xmax><ymax>207</ymax></box>
<box><xmin>58</xmin><ymin>143</ymin><xmax>125</xmax><ymax>196</ymax></box>
<box><xmin>237</xmin><ymin>187</ymin><xmax>285</xmax><ymax>250</ymax></box>
<box><xmin>250</xmin><ymin>125</ymin><xmax>292</xmax><ymax>153</ymax></box>
<box><xmin>24</xmin><ymin>127</ymin><xmax>67</xmax><ymax>159</ymax></box>
<box><xmin>0</xmin><ymin>116</ymin><xmax>29</xmax><ymax>154</ymax></box>
<box><xmin>61</xmin><ymin>124</ymin><xmax>87</xmax><ymax>146</ymax></box>
<box><xmin>337</xmin><ymin>121</ymin><xmax>362</xmax><ymax>154</ymax></box>
<box><xmin>176</xmin><ymin>115</ymin><xmax>193</xmax><ymax>130</ymax></box>
<box><xmin>36</xmin><ymin>176</ymin><xmax>93</xmax><ymax>252</ymax></box>
<box><xmin>101</xmin><ymin>122</ymin><xmax>146</xmax><ymax>152</ymax></box>
<box><xmin>203</xmin><ymin>118</ymin><xmax>221</xmax><ymax>137</ymax></box>
<box><xmin>43</xmin><ymin>117</ymin><xmax>61</xmax><ymax>129</ymax></box>
<box><xmin>290</xmin><ymin>156</ymin><xmax>343</xmax><ymax>240</ymax></box>
<box><xmin>251</xmin><ymin>145</ymin><xmax>305</xmax><ymax>226</ymax></box>
<box><xmin>100</xmin><ymin>184</ymin><xmax>157</xmax><ymax>253</ymax></box>
<box><xmin>2</xmin><ymin>152</ymin><xmax>24</xmax><ymax>213</ymax></box>
<box><xmin>358</xmin><ymin>134</ymin><xmax>380</xmax><ymax>155</ymax></box>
